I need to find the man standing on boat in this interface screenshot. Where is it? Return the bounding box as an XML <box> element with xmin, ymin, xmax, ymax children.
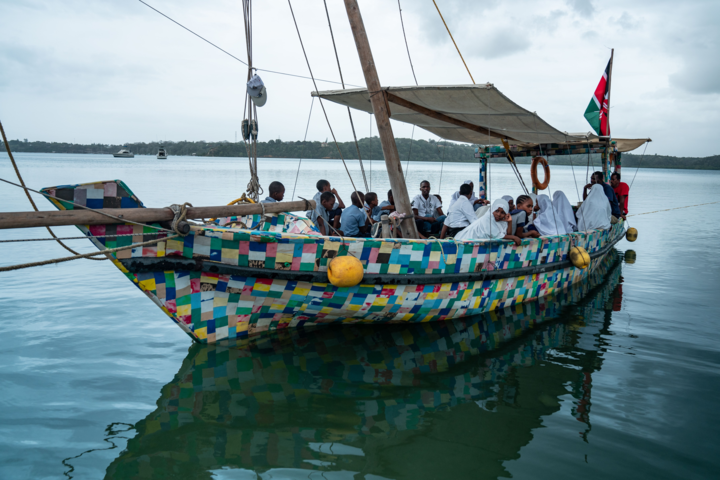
<box><xmin>583</xmin><ymin>172</ymin><xmax>623</xmax><ymax>221</ymax></box>
<box><xmin>610</xmin><ymin>172</ymin><xmax>629</xmax><ymax>216</ymax></box>
<box><xmin>412</xmin><ymin>180</ymin><xmax>445</xmax><ymax>235</ymax></box>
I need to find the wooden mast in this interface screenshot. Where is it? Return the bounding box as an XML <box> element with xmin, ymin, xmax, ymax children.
<box><xmin>603</xmin><ymin>48</ymin><xmax>614</xmax><ymax>182</ymax></box>
<box><xmin>342</xmin><ymin>0</ymin><xmax>419</xmax><ymax>238</ymax></box>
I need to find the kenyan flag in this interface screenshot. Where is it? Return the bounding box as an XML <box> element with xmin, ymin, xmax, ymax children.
<box><xmin>584</xmin><ymin>58</ymin><xmax>611</xmax><ymax>136</ymax></box>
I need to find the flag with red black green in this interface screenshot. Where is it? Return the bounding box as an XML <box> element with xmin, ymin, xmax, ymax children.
<box><xmin>584</xmin><ymin>59</ymin><xmax>611</xmax><ymax>136</ymax></box>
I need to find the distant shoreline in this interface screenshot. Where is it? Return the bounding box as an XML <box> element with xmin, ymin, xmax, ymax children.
<box><xmin>3</xmin><ymin>138</ymin><xmax>719</xmax><ymax>170</ymax></box>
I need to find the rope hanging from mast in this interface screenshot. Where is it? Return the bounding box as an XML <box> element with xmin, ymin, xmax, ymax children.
<box><xmin>286</xmin><ymin>0</ymin><xmax>370</xmax><ymax>224</ymax></box>
<box><xmin>431</xmin><ymin>0</ymin><xmax>475</xmax><ymax>84</ymax></box>
<box><xmin>242</xmin><ymin>0</ymin><xmax>262</xmax><ymax>202</ymax></box>
<box><xmin>322</xmin><ymin>0</ymin><xmax>369</xmax><ymax>192</ymax></box>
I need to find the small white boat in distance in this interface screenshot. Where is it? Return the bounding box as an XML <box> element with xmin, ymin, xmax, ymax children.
<box><xmin>157</xmin><ymin>147</ymin><xmax>168</xmax><ymax>160</ymax></box>
<box><xmin>113</xmin><ymin>148</ymin><xmax>134</xmax><ymax>158</ymax></box>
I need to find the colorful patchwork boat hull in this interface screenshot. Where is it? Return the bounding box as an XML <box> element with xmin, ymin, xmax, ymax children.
<box><xmin>42</xmin><ymin>180</ymin><xmax>626</xmax><ymax>344</ymax></box>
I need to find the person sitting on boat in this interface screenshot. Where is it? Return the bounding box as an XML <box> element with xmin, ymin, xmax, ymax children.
<box><xmin>552</xmin><ymin>191</ymin><xmax>578</xmax><ymax>234</ymax></box>
<box><xmin>583</xmin><ymin>171</ymin><xmax>623</xmax><ymax>221</ymax></box>
<box><xmin>339</xmin><ymin>191</ymin><xmax>371</xmax><ymax>237</ymax></box>
<box><xmin>364</xmin><ymin>192</ymin><xmax>379</xmax><ymax>223</ymax></box>
<box><xmin>310</xmin><ymin>180</ymin><xmax>345</xmax><ymax>228</ymax></box>
<box><xmin>501</xmin><ymin>195</ymin><xmax>515</xmax><ymax>212</ymax></box>
<box><xmin>610</xmin><ymin>172</ymin><xmax>630</xmax><ymax>216</ymax></box>
<box><xmin>310</xmin><ymin>191</ymin><xmax>337</xmax><ymax>236</ymax></box>
<box><xmin>526</xmin><ymin>194</ymin><xmax>561</xmax><ymax>236</ymax></box>
<box><xmin>412</xmin><ymin>180</ymin><xmax>445</xmax><ymax>235</ymax></box>
<box><xmin>454</xmin><ymin>198</ymin><xmax>521</xmax><ymax>245</ymax></box>
<box><xmin>449</xmin><ymin>180</ymin><xmax>488</xmax><ymax>211</ymax></box>
<box><xmin>372</xmin><ymin>189</ymin><xmax>395</xmax><ymax>222</ymax></box>
<box><xmin>509</xmin><ymin>195</ymin><xmax>540</xmax><ymax>239</ymax></box>
<box><xmin>261</xmin><ymin>181</ymin><xmax>284</xmax><ymax>203</ymax></box>
<box><xmin>576</xmin><ymin>184</ymin><xmax>612</xmax><ymax>231</ymax></box>
<box><xmin>433</xmin><ymin>195</ymin><xmax>443</xmax><ymax>218</ymax></box>
<box><xmin>440</xmin><ymin>183</ymin><xmax>477</xmax><ymax>238</ymax></box>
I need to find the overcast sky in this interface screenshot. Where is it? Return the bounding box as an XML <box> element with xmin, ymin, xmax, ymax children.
<box><xmin>1</xmin><ymin>0</ymin><xmax>718</xmax><ymax>156</ymax></box>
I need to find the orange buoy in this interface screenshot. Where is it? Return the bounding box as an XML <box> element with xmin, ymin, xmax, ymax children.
<box><xmin>531</xmin><ymin>156</ymin><xmax>551</xmax><ymax>190</ymax></box>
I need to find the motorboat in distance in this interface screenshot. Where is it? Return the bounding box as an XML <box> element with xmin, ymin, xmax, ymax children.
<box><xmin>113</xmin><ymin>148</ymin><xmax>134</xmax><ymax>158</ymax></box>
<box><xmin>157</xmin><ymin>146</ymin><xmax>168</xmax><ymax>160</ymax></box>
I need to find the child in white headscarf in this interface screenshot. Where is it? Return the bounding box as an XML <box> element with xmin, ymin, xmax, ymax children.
<box><xmin>576</xmin><ymin>184</ymin><xmax>611</xmax><ymax>231</ymax></box>
<box><xmin>501</xmin><ymin>195</ymin><xmax>515</xmax><ymax>212</ymax></box>
<box><xmin>454</xmin><ymin>198</ymin><xmax>521</xmax><ymax>245</ymax></box>
<box><xmin>552</xmin><ymin>191</ymin><xmax>577</xmax><ymax>234</ymax></box>
<box><xmin>531</xmin><ymin>194</ymin><xmax>561</xmax><ymax>236</ymax></box>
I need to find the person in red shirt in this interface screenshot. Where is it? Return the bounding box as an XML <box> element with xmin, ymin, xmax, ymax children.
<box><xmin>611</xmin><ymin>172</ymin><xmax>630</xmax><ymax>216</ymax></box>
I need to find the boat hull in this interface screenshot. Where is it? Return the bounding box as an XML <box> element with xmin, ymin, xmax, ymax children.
<box><xmin>41</xmin><ymin>180</ymin><xmax>626</xmax><ymax>344</ymax></box>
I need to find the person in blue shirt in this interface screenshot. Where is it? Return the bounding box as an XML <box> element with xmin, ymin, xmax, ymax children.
<box><xmin>583</xmin><ymin>171</ymin><xmax>623</xmax><ymax>219</ymax></box>
<box><xmin>339</xmin><ymin>191</ymin><xmax>370</xmax><ymax>237</ymax></box>
<box><xmin>261</xmin><ymin>181</ymin><xmax>284</xmax><ymax>203</ymax></box>
<box><xmin>373</xmin><ymin>189</ymin><xmax>395</xmax><ymax>222</ymax></box>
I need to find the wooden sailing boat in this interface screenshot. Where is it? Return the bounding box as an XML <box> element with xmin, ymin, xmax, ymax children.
<box><xmin>32</xmin><ymin>1</ymin><xmax>647</xmax><ymax>344</ymax></box>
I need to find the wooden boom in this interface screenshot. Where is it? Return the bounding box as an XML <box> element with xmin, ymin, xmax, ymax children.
<box><xmin>0</xmin><ymin>200</ymin><xmax>315</xmax><ymax>230</ymax></box>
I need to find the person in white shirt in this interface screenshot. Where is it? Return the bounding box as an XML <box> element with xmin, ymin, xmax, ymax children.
<box><xmin>411</xmin><ymin>180</ymin><xmax>445</xmax><ymax>235</ymax></box>
<box><xmin>449</xmin><ymin>180</ymin><xmax>489</xmax><ymax>211</ymax></box>
<box><xmin>440</xmin><ymin>183</ymin><xmax>477</xmax><ymax>238</ymax></box>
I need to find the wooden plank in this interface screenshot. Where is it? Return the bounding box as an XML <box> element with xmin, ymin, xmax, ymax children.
<box><xmin>385</xmin><ymin>92</ymin><xmax>514</xmax><ymax>141</ymax></box>
<box><xmin>0</xmin><ymin>200</ymin><xmax>316</xmax><ymax>230</ymax></box>
<box><xmin>342</xmin><ymin>0</ymin><xmax>419</xmax><ymax>239</ymax></box>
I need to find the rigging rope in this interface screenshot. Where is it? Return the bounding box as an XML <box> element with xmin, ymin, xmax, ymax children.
<box><xmin>628</xmin><ymin>142</ymin><xmax>649</xmax><ymax>190</ymax></box>
<box><xmin>0</xmin><ymin>120</ymin><xmax>106</xmax><ymax>259</ymax></box>
<box><xmin>137</xmin><ymin>0</ymin><xmax>359</xmax><ymax>88</ymax></box>
<box><xmin>322</xmin><ymin>0</ymin><xmax>369</xmax><ymax>192</ymax></box>
<box><xmin>397</xmin><ymin>0</ymin><xmax>418</xmax><ymax>86</ymax></box>
<box><xmin>397</xmin><ymin>0</ymin><xmax>418</xmax><ymax>181</ymax></box>
<box><xmin>242</xmin><ymin>0</ymin><xmax>262</xmax><ymax>202</ymax></box>
<box><xmin>404</xmin><ymin>125</ymin><xmax>416</xmax><ymax>180</ymax></box>
<box><xmin>286</xmin><ymin>0</ymin><xmax>370</xmax><ymax>223</ymax></box>
<box><xmin>0</xmin><ymin>234</ymin><xmax>179</xmax><ymax>273</ymax></box>
<box><xmin>431</xmin><ymin>0</ymin><xmax>475</xmax><ymax>83</ymax></box>
<box><xmin>291</xmin><ymin>97</ymin><xmax>315</xmax><ymax>201</ymax></box>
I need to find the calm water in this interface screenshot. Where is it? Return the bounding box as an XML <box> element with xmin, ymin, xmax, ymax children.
<box><xmin>1</xmin><ymin>153</ymin><xmax>719</xmax><ymax>479</ymax></box>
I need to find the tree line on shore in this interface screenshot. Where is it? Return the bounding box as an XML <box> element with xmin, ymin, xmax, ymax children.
<box><xmin>3</xmin><ymin>137</ymin><xmax>719</xmax><ymax>170</ymax></box>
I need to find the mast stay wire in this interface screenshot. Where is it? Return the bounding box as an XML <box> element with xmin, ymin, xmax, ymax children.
<box><xmin>398</xmin><ymin>0</ymin><xmax>419</xmax><ymax>181</ymax></box>
<box><xmin>137</xmin><ymin>0</ymin><xmax>359</xmax><ymax>88</ymax></box>
<box><xmin>432</xmin><ymin>0</ymin><xmax>475</xmax><ymax>84</ymax></box>
<box><xmin>628</xmin><ymin>141</ymin><xmax>649</xmax><ymax>190</ymax></box>
<box><xmin>322</xmin><ymin>0</ymin><xmax>369</xmax><ymax>192</ymax></box>
<box><xmin>291</xmin><ymin>97</ymin><xmax>315</xmax><ymax>201</ymax></box>
<box><xmin>286</xmin><ymin>0</ymin><xmax>371</xmax><ymax>223</ymax></box>
<box><xmin>0</xmin><ymin>120</ymin><xmax>106</xmax><ymax>260</ymax></box>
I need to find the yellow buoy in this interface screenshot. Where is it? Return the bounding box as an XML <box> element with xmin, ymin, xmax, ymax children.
<box><xmin>624</xmin><ymin>250</ymin><xmax>637</xmax><ymax>264</ymax></box>
<box><xmin>327</xmin><ymin>255</ymin><xmax>364</xmax><ymax>288</ymax></box>
<box><xmin>569</xmin><ymin>246</ymin><xmax>591</xmax><ymax>269</ymax></box>
<box><xmin>626</xmin><ymin>227</ymin><xmax>638</xmax><ymax>242</ymax></box>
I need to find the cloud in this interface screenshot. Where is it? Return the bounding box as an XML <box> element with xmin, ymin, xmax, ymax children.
<box><xmin>465</xmin><ymin>31</ymin><xmax>531</xmax><ymax>59</ymax></box>
<box><xmin>566</xmin><ymin>0</ymin><xmax>595</xmax><ymax>17</ymax></box>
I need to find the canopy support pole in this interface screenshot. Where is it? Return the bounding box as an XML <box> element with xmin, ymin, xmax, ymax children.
<box><xmin>342</xmin><ymin>0</ymin><xmax>418</xmax><ymax>238</ymax></box>
<box><xmin>478</xmin><ymin>153</ymin><xmax>487</xmax><ymax>201</ymax></box>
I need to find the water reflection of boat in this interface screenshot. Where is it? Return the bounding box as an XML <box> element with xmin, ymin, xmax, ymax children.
<box><xmin>98</xmin><ymin>250</ymin><xmax>623</xmax><ymax>479</ymax></box>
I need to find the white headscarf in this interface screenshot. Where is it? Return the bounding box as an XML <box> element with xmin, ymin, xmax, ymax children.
<box><xmin>501</xmin><ymin>195</ymin><xmax>514</xmax><ymax>206</ymax></box>
<box><xmin>450</xmin><ymin>180</ymin><xmax>477</xmax><ymax>208</ymax></box>
<box><xmin>576</xmin><ymin>184</ymin><xmax>611</xmax><ymax>231</ymax></box>
<box><xmin>455</xmin><ymin>198</ymin><xmax>509</xmax><ymax>241</ymax></box>
<box><xmin>533</xmin><ymin>194</ymin><xmax>561</xmax><ymax>236</ymax></box>
<box><xmin>552</xmin><ymin>191</ymin><xmax>577</xmax><ymax>234</ymax></box>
